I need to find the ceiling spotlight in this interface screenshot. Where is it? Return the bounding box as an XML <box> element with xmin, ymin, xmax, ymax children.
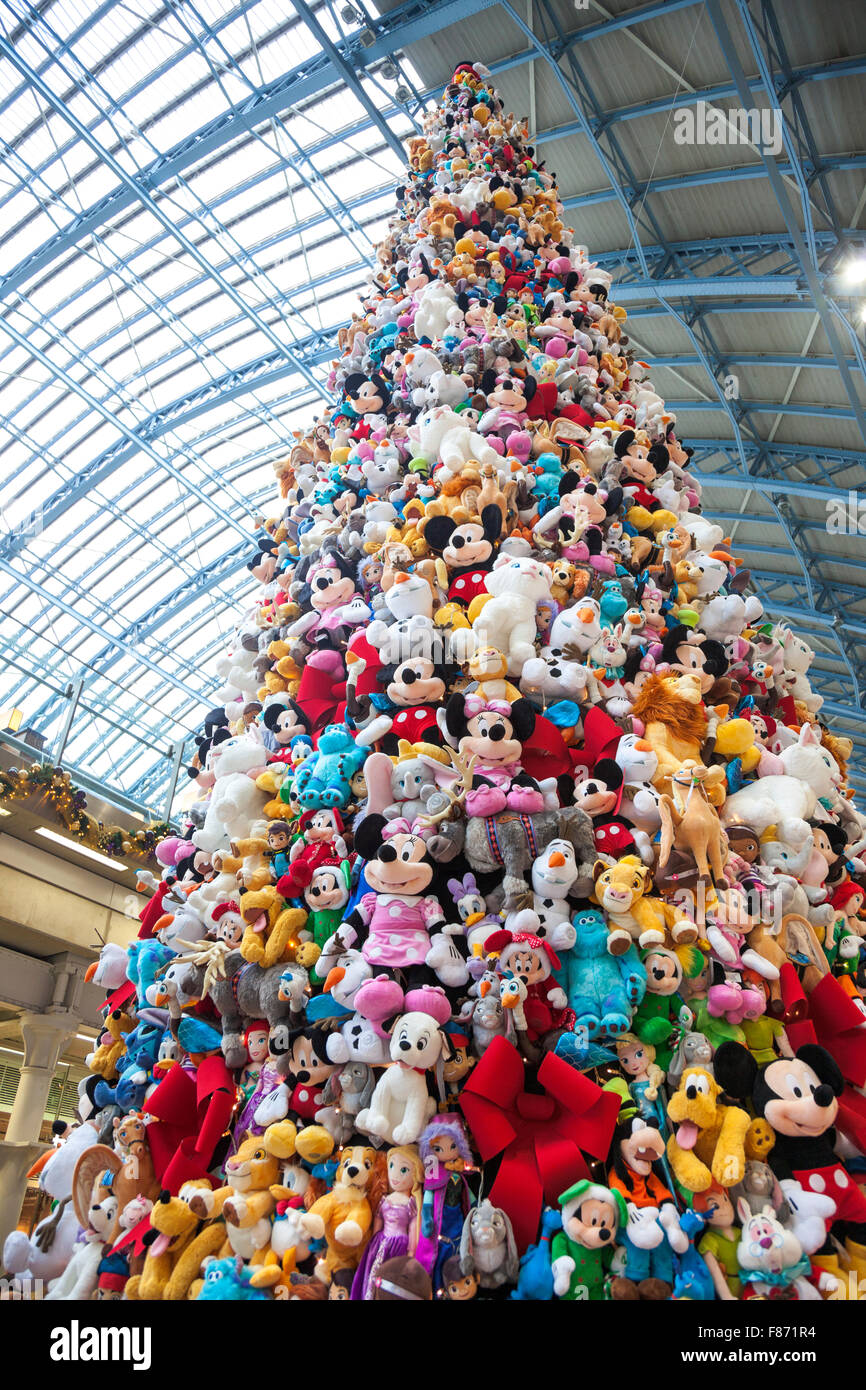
<box><xmin>395</xmin><ymin>84</ymin><xmax>411</xmax><ymax>103</ymax></box>
<box><xmin>380</xmin><ymin>61</ymin><xmax>398</xmax><ymax>80</ymax></box>
<box><xmin>841</xmin><ymin>258</ymin><xmax>866</xmax><ymax>285</ymax></box>
<box><xmin>340</xmin><ymin>5</ymin><xmax>359</xmax><ymax>22</ymax></box>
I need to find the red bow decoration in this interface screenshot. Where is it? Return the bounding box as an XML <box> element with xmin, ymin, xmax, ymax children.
<box><xmin>459</xmin><ymin>1035</ymin><xmax>620</xmax><ymax>1251</ymax></box>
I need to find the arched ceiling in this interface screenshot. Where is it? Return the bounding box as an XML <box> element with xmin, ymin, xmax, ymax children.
<box><xmin>0</xmin><ymin>0</ymin><xmax>864</xmax><ymax>811</ymax></box>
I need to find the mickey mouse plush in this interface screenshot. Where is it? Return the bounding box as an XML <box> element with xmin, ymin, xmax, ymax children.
<box><xmin>714</xmin><ymin>1040</ymin><xmax>866</xmax><ymax>1252</ymax></box>
<box><xmin>262</xmin><ymin>699</ymin><xmax>311</xmax><ymax>755</ymax></box>
<box><xmin>614</xmin><ymin>430</ymin><xmax>670</xmax><ymax>516</ymax></box>
<box><xmin>343</xmin><ymin>372</ymin><xmax>391</xmax><ymax>427</ymax></box>
<box><xmin>573</xmin><ymin>758</ymin><xmax>643</xmax><ymax>861</ymax></box>
<box><xmin>425</xmin><ymin>502</ymin><xmax>503</xmax><ymax>604</ymax></box>
<box><xmin>660</xmin><ymin>625</ymin><xmax>728</xmax><ymax>696</ymax></box>
<box><xmin>371</xmin><ymin>653</ymin><xmax>458</xmax><ymax>751</ymax></box>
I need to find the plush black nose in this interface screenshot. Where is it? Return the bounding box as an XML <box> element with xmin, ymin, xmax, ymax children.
<box><xmin>380</xmin><ymin>844</ymin><xmax>397</xmax><ymax>862</ymax></box>
<box><xmin>585</xmin><ymin>782</ymin><xmax>597</xmax><ymax>794</ymax></box>
<box><xmin>599</xmin><ymin>1226</ymin><xmax>611</xmax><ymax>1241</ymax></box>
<box><xmin>489</xmin><ymin>725</ymin><xmax>506</xmax><ymax>741</ymax></box>
<box><xmin>814</xmin><ymin>1084</ymin><xmax>835</xmax><ymax>1108</ymax></box>
<box><xmin>402</xmin><ymin>669</ymin><xmax>417</xmax><ymax>684</ymax></box>
<box><xmin>452</xmin><ymin>535</ymin><xmax>465</xmax><ymax>548</ymax></box>
<box><xmin>346</xmin><ymin>1165</ymin><xmax>359</xmax><ymax>1177</ymax></box>
<box><xmin>159</xmin><ymin>1190</ymin><xmax>171</xmax><ymax>1204</ymax></box>
<box><xmin>399</xmin><ymin>1039</ymin><xmax>412</xmax><ymax>1051</ymax></box>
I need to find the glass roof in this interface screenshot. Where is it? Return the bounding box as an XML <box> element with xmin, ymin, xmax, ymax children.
<box><xmin>0</xmin><ymin>0</ymin><xmax>423</xmax><ymax>809</ymax></box>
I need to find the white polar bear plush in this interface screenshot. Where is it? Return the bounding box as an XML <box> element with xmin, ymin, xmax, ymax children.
<box><xmin>472</xmin><ymin>555</ymin><xmax>554</xmax><ymax>675</ymax></box>
<box><xmin>412</xmin><ymin>369</ymin><xmax>470</xmax><ymax>411</ymax></box>
<box><xmin>213</xmin><ymin>630</ymin><xmax>261</xmax><ymax>708</ymax></box>
<box><xmin>413</xmin><ymin>279</ymin><xmax>457</xmax><ymax>341</ymax></box>
<box><xmin>697</xmin><ymin>593</ymin><xmax>763</xmax><ymax>641</ymax></box>
<box><xmin>412</xmin><ymin>406</ymin><xmax>501</xmax><ymax>479</ymax></box>
<box><xmin>680</xmin><ymin>512</ymin><xmax>726</xmax><ymax>553</ymax></box>
<box><xmin>192</xmin><ymin>730</ymin><xmax>269</xmax><ymax>854</ymax></box>
<box><xmin>721</xmin><ymin>773</ymin><xmax>816</xmax><ymax>844</ymax></box>
<box><xmin>2</xmin><ymin>1122</ymin><xmax>101</xmax><ymax>1286</ymax></box>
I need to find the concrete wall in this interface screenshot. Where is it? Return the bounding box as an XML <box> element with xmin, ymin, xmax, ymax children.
<box><xmin>0</xmin><ymin>836</ymin><xmax>139</xmax><ymax>960</ymax></box>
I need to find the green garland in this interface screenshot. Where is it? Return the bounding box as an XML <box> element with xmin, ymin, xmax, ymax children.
<box><xmin>0</xmin><ymin>761</ymin><xmax>169</xmax><ymax>861</ymax></box>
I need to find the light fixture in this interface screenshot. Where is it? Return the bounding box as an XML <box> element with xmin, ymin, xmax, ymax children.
<box><xmin>0</xmin><ymin>708</ymin><xmax>23</xmax><ymax>732</ymax></box>
<box><xmin>395</xmin><ymin>85</ymin><xmax>411</xmax><ymax>103</ymax></box>
<box><xmin>841</xmin><ymin>258</ymin><xmax>866</xmax><ymax>285</ymax></box>
<box><xmin>380</xmin><ymin>61</ymin><xmax>398</xmax><ymax>80</ymax></box>
<box><xmin>0</xmin><ymin>807</ymin><xmax>10</xmax><ymax>817</ymax></box>
<box><xmin>75</xmin><ymin>1032</ymin><xmax>97</xmax><ymax>1042</ymax></box>
<box><xmin>35</xmin><ymin>827</ymin><xmax>128</xmax><ymax>871</ymax></box>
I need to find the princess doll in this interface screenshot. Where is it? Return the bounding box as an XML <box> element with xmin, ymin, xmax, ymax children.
<box><xmin>351</xmin><ymin>1145</ymin><xmax>424</xmax><ymax>1300</ymax></box>
<box><xmin>414</xmin><ymin>1114</ymin><xmax>476</xmax><ymax>1292</ymax></box>
<box><xmin>614</xmin><ymin>1032</ymin><xmax>667</xmax><ymax>1132</ymax></box>
<box><xmin>238</xmin><ymin>1020</ymin><xmax>270</xmax><ymax>1108</ymax></box>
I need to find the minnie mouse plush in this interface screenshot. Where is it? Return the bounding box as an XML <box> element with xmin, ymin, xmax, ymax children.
<box><xmin>482</xmin><ymin>928</ymin><xmax>569</xmax><ymax>1041</ymax></box>
<box><xmin>289</xmin><ymin>550</ymin><xmax>364</xmax><ymax>653</ymax></box>
<box><xmin>443</xmin><ymin>691</ymin><xmax>546</xmax><ymax>817</ymax></box>
<box><xmin>477</xmin><ymin>371</ymin><xmax>536</xmax><ymax>460</ymax></box>
<box><xmin>330</xmin><ymin>814</ymin><xmax>456</xmax><ymax>997</ymax></box>
<box><xmin>425</xmin><ymin>503</ymin><xmax>503</xmax><ymax>605</ymax></box>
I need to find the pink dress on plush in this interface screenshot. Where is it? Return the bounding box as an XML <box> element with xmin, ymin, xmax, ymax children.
<box><xmin>355</xmin><ymin>891</ymin><xmax>444</xmax><ymax>967</ymax></box>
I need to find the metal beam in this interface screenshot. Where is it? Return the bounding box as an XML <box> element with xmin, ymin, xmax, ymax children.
<box><xmin>706</xmin><ymin>0</ymin><xmax>866</xmax><ymax>448</ymax></box>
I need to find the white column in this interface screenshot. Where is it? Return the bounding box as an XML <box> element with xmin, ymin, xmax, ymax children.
<box><xmin>0</xmin><ymin>1011</ymin><xmax>77</xmax><ymax>1245</ymax></box>
<box><xmin>5</xmin><ymin>1012</ymin><xmax>76</xmax><ymax>1144</ymax></box>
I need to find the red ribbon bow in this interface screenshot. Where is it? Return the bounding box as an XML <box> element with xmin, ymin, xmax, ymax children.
<box><xmin>459</xmin><ymin>1035</ymin><xmax>620</xmax><ymax>1251</ymax></box>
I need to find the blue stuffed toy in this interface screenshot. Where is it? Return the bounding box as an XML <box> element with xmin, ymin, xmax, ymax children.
<box><xmin>197</xmin><ymin>1256</ymin><xmax>271</xmax><ymax>1301</ymax></box>
<box><xmin>671</xmin><ymin>1209</ymin><xmax>716</xmax><ymax>1301</ymax></box>
<box><xmin>292</xmin><ymin>723</ymin><xmax>366</xmax><ymax>810</ymax></box>
<box><xmin>599</xmin><ymin>578</ymin><xmax>629</xmax><ymax>627</ymax></box>
<box><xmin>510</xmin><ymin>1207</ymin><xmax>562</xmax><ymax>1300</ymax></box>
<box><xmin>555</xmin><ymin>908</ymin><xmax>646</xmax><ymax>1038</ymax></box>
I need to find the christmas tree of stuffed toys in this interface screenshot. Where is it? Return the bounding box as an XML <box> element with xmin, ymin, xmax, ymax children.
<box><xmin>17</xmin><ymin>59</ymin><xmax>866</xmax><ymax>1304</ymax></box>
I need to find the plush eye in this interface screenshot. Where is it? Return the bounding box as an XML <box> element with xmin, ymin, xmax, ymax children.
<box><xmin>416</xmin><ymin>1033</ymin><xmax>430</xmax><ymax>1050</ymax></box>
<box><xmin>785</xmin><ymin>1072</ymin><xmax>804</xmax><ymax>1099</ymax></box>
